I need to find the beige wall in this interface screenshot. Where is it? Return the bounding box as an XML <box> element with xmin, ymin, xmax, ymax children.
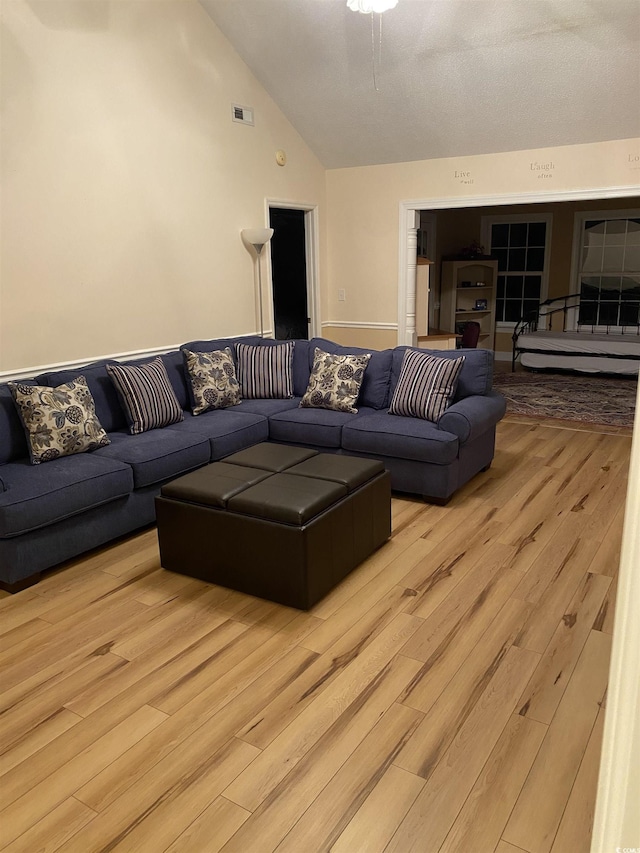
<box><xmin>0</xmin><ymin>0</ymin><xmax>326</xmax><ymax>372</ymax></box>
<box><xmin>325</xmin><ymin>140</ymin><xmax>640</xmax><ymax>350</ymax></box>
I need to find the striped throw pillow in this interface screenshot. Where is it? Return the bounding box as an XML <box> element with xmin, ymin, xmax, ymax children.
<box><xmin>236</xmin><ymin>342</ymin><xmax>294</xmax><ymax>399</ymax></box>
<box><xmin>389</xmin><ymin>350</ymin><xmax>465</xmax><ymax>422</ymax></box>
<box><xmin>106</xmin><ymin>357</ymin><xmax>183</xmax><ymax>434</ymax></box>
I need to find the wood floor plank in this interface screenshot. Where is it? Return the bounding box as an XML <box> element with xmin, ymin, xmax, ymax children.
<box><xmin>301</xmin><ymin>541</ymin><xmax>434</xmax><ymax>654</ymax></box>
<box><xmin>550</xmin><ymin>707</ymin><xmax>605</xmax><ymax>853</ymax></box>
<box><xmin>307</xmin><ymin>533</ymin><xmax>433</xmax><ymax>621</ymax></box>
<box><xmin>65</xmin><ymin>618</ymin><xmax>251</xmax><ymax>718</ymax></box>
<box><xmin>163</xmin><ymin>796</ymin><xmax>251</xmax><ymax>853</ymax></box>
<box><xmin>400</xmin><ymin>517</ymin><xmax>508</xmax><ymax>623</ymax></box>
<box><xmin>438</xmin><ymin>713</ymin><xmax>547</xmax><ymax>853</ymax></box>
<box><xmin>386</xmin><ymin>645</ymin><xmax>540</xmax><ymax>852</ymax></box>
<box><xmin>73</xmin><ymin>644</ymin><xmax>319</xmax><ymax>814</ymax></box>
<box><xmin>329</xmin><ymin>764</ymin><xmax>425</xmax><ymax>853</ymax></box>
<box><xmin>150</xmin><ymin>615</ymin><xmax>319</xmax><ymax>716</ymax></box>
<box><xmin>0</xmin><ymin>796</ymin><xmax>97</xmax><ymax>853</ymax></box>
<box><xmin>0</xmin><ymin>705</ymin><xmax>168</xmax><ymax>848</ymax></box>
<box><xmin>396</xmin><ymin>597</ymin><xmax>534</xmax><ymax>776</ymax></box>
<box><xmin>0</xmin><ymin>596</ymin><xmax>149</xmax><ymax>695</ymax></box>
<box><xmin>239</xmin><ymin>586</ymin><xmax>414</xmax><ymax>750</ymax></box>
<box><xmin>516</xmin><ymin>571</ymin><xmax>611</xmax><ymax>724</ymax></box>
<box><xmin>0</xmin><ymin>708</ymin><xmax>84</xmax><ymax>778</ymax></box>
<box><xmin>0</xmin><ymin>617</ymin><xmax>55</xmax><ymax>656</ymax></box>
<box><xmin>65</xmin><ymin>739</ymin><xmax>259</xmax><ymax>853</ymax></box>
<box><xmin>110</xmin><ymin>583</ymin><xmax>232</xmax><ymax>660</ymax></box>
<box><xmin>495</xmin><ymin>841</ymin><xmax>534</xmax><ymax>853</ymax></box>
<box><xmin>218</xmin><ymin>656</ymin><xmax>424</xmax><ymax>853</ymax></box>
<box><xmin>399</xmin><ymin>567</ymin><xmax>525</xmax><ymax>716</ymax></box>
<box><xmin>593</xmin><ymin>573</ymin><xmax>618</xmax><ymax>635</ymax></box>
<box><xmin>223</xmin><ymin>613</ymin><xmax>423</xmax><ymax>812</ymax></box>
<box><xmin>274</xmin><ymin>702</ymin><xmax>423</xmax><ymax>852</ymax></box>
<box><xmin>586</xmin><ymin>502</ymin><xmax>626</xmax><ymax>577</ymax></box>
<box><xmin>400</xmin><ymin>544</ymin><xmax>515</xmax><ymax>662</ymax></box>
<box><xmin>503</xmin><ymin>629</ymin><xmax>611</xmax><ymax>853</ymax></box>
<box><xmin>0</xmin><ymin>653</ymin><xmax>127</xmax><ymax>756</ymax></box>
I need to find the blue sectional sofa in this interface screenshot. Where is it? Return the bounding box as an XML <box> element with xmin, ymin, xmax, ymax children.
<box><xmin>0</xmin><ymin>336</ymin><xmax>506</xmax><ymax>591</ymax></box>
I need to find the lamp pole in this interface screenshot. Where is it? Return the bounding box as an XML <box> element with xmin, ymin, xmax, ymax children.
<box><xmin>241</xmin><ymin>228</ymin><xmax>274</xmax><ymax>338</ymax></box>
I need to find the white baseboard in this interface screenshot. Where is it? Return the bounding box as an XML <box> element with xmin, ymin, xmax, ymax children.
<box><xmin>322</xmin><ymin>321</ymin><xmax>398</xmax><ymax>330</ymax></box>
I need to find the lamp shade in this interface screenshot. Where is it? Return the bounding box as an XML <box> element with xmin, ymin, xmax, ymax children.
<box><xmin>241</xmin><ymin>228</ymin><xmax>274</xmax><ymax>249</ymax></box>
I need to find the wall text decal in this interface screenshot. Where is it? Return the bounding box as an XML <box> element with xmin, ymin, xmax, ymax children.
<box><xmin>453</xmin><ymin>169</ymin><xmax>474</xmax><ymax>185</ymax></box>
<box><xmin>530</xmin><ymin>160</ymin><xmax>555</xmax><ymax>179</ymax></box>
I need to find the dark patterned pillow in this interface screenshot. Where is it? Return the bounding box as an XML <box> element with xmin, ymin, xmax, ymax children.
<box><xmin>106</xmin><ymin>357</ymin><xmax>183</xmax><ymax>434</ymax></box>
<box><xmin>9</xmin><ymin>376</ymin><xmax>110</xmax><ymax>464</ymax></box>
<box><xmin>300</xmin><ymin>347</ymin><xmax>371</xmax><ymax>413</ymax></box>
<box><xmin>236</xmin><ymin>342</ymin><xmax>294</xmax><ymax>399</ymax></box>
<box><xmin>389</xmin><ymin>350</ymin><xmax>465</xmax><ymax>422</ymax></box>
<box><xmin>183</xmin><ymin>347</ymin><xmax>241</xmax><ymax>415</ymax></box>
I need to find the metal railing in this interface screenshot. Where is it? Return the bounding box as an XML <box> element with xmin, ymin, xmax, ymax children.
<box><xmin>511</xmin><ymin>293</ymin><xmax>640</xmax><ymax>371</ymax></box>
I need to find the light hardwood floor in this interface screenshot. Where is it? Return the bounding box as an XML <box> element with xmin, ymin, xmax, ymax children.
<box><xmin>0</xmin><ymin>417</ymin><xmax>631</xmax><ymax>853</ymax></box>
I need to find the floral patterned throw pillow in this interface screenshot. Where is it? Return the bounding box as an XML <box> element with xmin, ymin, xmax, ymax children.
<box><xmin>300</xmin><ymin>347</ymin><xmax>371</xmax><ymax>414</ymax></box>
<box><xmin>9</xmin><ymin>376</ymin><xmax>110</xmax><ymax>464</ymax></box>
<box><xmin>183</xmin><ymin>347</ymin><xmax>241</xmax><ymax>415</ymax></box>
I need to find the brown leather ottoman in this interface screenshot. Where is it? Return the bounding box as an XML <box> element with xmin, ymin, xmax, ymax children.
<box><xmin>155</xmin><ymin>442</ymin><xmax>391</xmax><ymax>609</ymax></box>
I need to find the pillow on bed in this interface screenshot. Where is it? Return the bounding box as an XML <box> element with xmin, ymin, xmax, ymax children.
<box><xmin>389</xmin><ymin>349</ymin><xmax>465</xmax><ymax>422</ymax></box>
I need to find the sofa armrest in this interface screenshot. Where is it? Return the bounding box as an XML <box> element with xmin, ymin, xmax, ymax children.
<box><xmin>437</xmin><ymin>391</ymin><xmax>506</xmax><ymax>444</ymax></box>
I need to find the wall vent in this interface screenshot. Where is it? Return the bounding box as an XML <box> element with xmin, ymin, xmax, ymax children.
<box><xmin>232</xmin><ymin>104</ymin><xmax>254</xmax><ymax>126</ymax></box>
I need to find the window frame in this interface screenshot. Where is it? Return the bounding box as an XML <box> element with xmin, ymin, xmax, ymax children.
<box><xmin>569</xmin><ymin>208</ymin><xmax>640</xmax><ymax>333</ymax></box>
<box><xmin>480</xmin><ymin>212</ymin><xmax>552</xmax><ymax>332</ymax></box>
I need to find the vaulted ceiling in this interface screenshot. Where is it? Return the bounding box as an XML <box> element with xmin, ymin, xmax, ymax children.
<box><xmin>200</xmin><ymin>0</ymin><xmax>640</xmax><ymax>169</ymax></box>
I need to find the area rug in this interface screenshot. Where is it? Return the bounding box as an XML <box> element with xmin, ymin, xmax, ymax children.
<box><xmin>492</xmin><ymin>371</ymin><xmax>637</xmax><ymax>428</ymax></box>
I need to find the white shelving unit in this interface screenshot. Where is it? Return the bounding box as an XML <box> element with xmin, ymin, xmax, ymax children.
<box><xmin>440</xmin><ymin>259</ymin><xmax>499</xmax><ymax>351</ymax></box>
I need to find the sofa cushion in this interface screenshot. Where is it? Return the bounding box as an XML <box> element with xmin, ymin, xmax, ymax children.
<box><xmin>300</xmin><ymin>348</ymin><xmax>371</xmax><ymax>414</ymax></box>
<box><xmin>183</xmin><ymin>347</ymin><xmax>241</xmax><ymax>415</ymax></box>
<box><xmin>159</xmin><ymin>350</ymin><xmax>191</xmax><ymax>411</ymax></box>
<box><xmin>95</xmin><ymin>429</ymin><xmax>209</xmax><ymax>489</ymax></box>
<box><xmin>166</xmin><ymin>410</ymin><xmax>269</xmax><ymax>461</ymax></box>
<box><xmin>342</xmin><ymin>410</ymin><xmax>459</xmax><ymax>465</ymax></box>
<box><xmin>268</xmin><ymin>406</ymin><xmax>376</xmax><ymax>448</ymax></box>
<box><xmin>309</xmin><ymin>338</ymin><xmax>393</xmax><ymax>409</ymax></box>
<box><xmin>390</xmin><ymin>346</ymin><xmax>493</xmax><ymax>401</ymax></box>
<box><xmin>389</xmin><ymin>350</ymin><xmax>465</xmax><ymax>422</ymax></box>
<box><xmin>182</xmin><ymin>336</ymin><xmax>263</xmax><ymax>358</ymax></box>
<box><xmin>0</xmin><ymin>383</ymin><xmax>32</xmax><ymax>465</ymax></box>
<box><xmin>234</xmin><ymin>398</ymin><xmax>301</xmax><ymax>417</ymax></box>
<box><xmin>107</xmin><ymin>358</ymin><xmax>184</xmax><ymax>435</ymax></box>
<box><xmin>9</xmin><ymin>377</ymin><xmax>111</xmax><ymax>465</ymax></box>
<box><xmin>236</xmin><ymin>341</ymin><xmax>294</xmax><ymax>399</ymax></box>
<box><xmin>0</xmin><ymin>454</ymin><xmax>133</xmax><ymax>538</ymax></box>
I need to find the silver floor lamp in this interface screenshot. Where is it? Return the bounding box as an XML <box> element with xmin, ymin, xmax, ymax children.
<box><xmin>241</xmin><ymin>228</ymin><xmax>274</xmax><ymax>338</ymax></box>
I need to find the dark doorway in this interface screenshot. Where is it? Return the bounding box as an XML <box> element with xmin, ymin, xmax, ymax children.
<box><xmin>269</xmin><ymin>207</ymin><xmax>309</xmax><ymax>340</ymax></box>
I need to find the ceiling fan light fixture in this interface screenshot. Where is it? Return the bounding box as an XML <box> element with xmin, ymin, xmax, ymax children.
<box><xmin>347</xmin><ymin>0</ymin><xmax>398</xmax><ymax>13</ymax></box>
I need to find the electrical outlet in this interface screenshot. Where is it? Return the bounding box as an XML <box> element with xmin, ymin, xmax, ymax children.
<box><xmin>338</xmin><ymin>289</ymin><xmax>346</xmax><ymax>302</ymax></box>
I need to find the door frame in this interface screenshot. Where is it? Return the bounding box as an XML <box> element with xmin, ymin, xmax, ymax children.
<box><xmin>397</xmin><ymin>185</ymin><xmax>640</xmax><ymax>346</ymax></box>
<box><xmin>266</xmin><ymin>199</ymin><xmax>320</xmax><ymax>339</ymax></box>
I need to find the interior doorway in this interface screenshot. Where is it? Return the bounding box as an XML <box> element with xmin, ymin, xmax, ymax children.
<box><xmin>269</xmin><ymin>207</ymin><xmax>309</xmax><ymax>340</ymax></box>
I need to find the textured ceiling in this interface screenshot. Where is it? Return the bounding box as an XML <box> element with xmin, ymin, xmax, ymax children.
<box><xmin>200</xmin><ymin>0</ymin><xmax>640</xmax><ymax>169</ymax></box>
